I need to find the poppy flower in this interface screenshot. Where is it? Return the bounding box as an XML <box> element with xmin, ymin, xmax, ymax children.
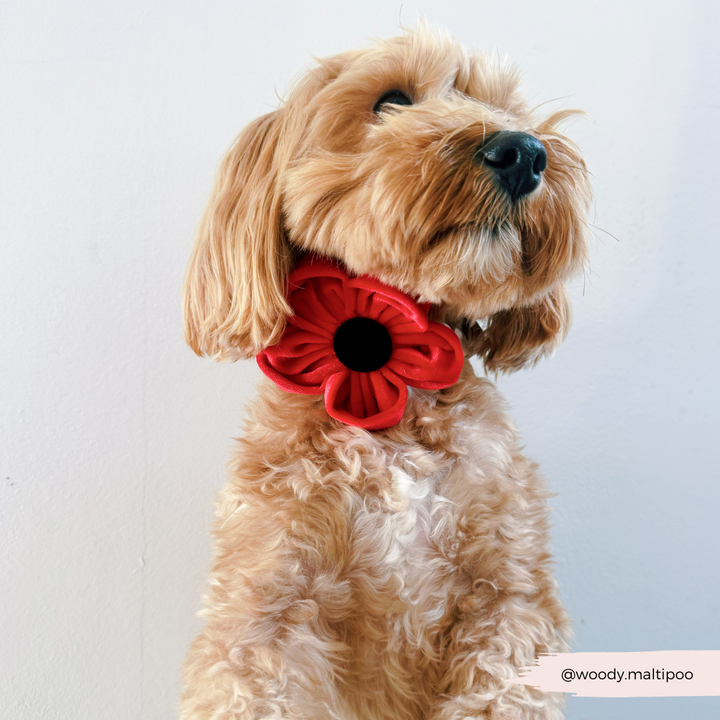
<box><xmin>257</xmin><ymin>255</ymin><xmax>464</xmax><ymax>430</ymax></box>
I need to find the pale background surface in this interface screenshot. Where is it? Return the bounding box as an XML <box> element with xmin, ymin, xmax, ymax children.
<box><xmin>1</xmin><ymin>1</ymin><xmax>719</xmax><ymax>718</ymax></box>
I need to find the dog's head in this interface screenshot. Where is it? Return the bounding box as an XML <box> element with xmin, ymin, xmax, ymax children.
<box><xmin>184</xmin><ymin>27</ymin><xmax>590</xmax><ymax>372</ymax></box>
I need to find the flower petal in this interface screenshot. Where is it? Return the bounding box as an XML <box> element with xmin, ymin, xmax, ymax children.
<box><xmin>276</xmin><ymin>326</ymin><xmax>332</xmax><ymax>355</ymax></box>
<box><xmin>289</xmin><ymin>313</ymin><xmax>336</xmax><ymax>339</ymax></box>
<box><xmin>288</xmin><ymin>255</ymin><xmax>348</xmax><ymax>288</ymax></box>
<box><xmin>291</xmin><ymin>278</ymin><xmax>345</xmax><ymax>331</ymax></box>
<box><xmin>386</xmin><ymin>321</ymin><xmax>464</xmax><ymax>389</ymax></box>
<box><xmin>324</xmin><ymin>368</ymin><xmax>408</xmax><ymax>430</ymax></box>
<box><xmin>347</xmin><ymin>276</ymin><xmax>429</xmax><ymax>330</ymax></box>
<box><xmin>258</xmin><ymin>328</ymin><xmax>342</xmax><ymax>393</ymax></box>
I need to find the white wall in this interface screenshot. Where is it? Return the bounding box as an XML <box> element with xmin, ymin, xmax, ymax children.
<box><xmin>1</xmin><ymin>1</ymin><xmax>718</xmax><ymax>718</ymax></box>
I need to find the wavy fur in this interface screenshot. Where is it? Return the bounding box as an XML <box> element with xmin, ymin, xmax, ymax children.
<box><xmin>181</xmin><ymin>25</ymin><xmax>591</xmax><ymax>720</ymax></box>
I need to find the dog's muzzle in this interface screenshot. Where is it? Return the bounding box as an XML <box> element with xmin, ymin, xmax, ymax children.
<box><xmin>477</xmin><ymin>131</ymin><xmax>547</xmax><ymax>203</ymax></box>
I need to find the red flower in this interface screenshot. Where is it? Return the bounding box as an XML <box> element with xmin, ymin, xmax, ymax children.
<box><xmin>257</xmin><ymin>256</ymin><xmax>463</xmax><ymax>430</ymax></box>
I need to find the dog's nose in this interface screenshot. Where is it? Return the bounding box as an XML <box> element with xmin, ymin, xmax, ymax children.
<box><xmin>477</xmin><ymin>132</ymin><xmax>547</xmax><ymax>202</ymax></box>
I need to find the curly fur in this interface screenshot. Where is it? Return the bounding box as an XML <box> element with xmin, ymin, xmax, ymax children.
<box><xmin>181</xmin><ymin>25</ymin><xmax>590</xmax><ymax>720</ymax></box>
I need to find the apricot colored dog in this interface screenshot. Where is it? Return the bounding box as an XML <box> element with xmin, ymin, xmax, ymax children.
<box><xmin>181</xmin><ymin>26</ymin><xmax>590</xmax><ymax>720</ymax></box>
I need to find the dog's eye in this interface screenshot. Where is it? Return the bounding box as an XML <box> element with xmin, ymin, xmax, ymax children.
<box><xmin>373</xmin><ymin>90</ymin><xmax>413</xmax><ymax>113</ymax></box>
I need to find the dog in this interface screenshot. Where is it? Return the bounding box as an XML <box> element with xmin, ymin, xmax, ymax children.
<box><xmin>180</xmin><ymin>25</ymin><xmax>590</xmax><ymax>720</ymax></box>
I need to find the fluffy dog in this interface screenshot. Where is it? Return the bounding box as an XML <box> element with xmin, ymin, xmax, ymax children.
<box><xmin>181</xmin><ymin>26</ymin><xmax>590</xmax><ymax>720</ymax></box>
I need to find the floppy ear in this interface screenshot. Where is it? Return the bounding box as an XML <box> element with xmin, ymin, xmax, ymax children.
<box><xmin>467</xmin><ymin>286</ymin><xmax>572</xmax><ymax>373</ymax></box>
<box><xmin>183</xmin><ymin>110</ymin><xmax>292</xmax><ymax>360</ymax></box>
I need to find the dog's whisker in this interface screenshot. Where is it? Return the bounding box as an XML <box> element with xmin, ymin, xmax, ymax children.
<box><xmin>588</xmin><ymin>222</ymin><xmax>619</xmax><ymax>243</ymax></box>
<box><xmin>528</xmin><ymin>95</ymin><xmax>576</xmax><ymax>116</ymax></box>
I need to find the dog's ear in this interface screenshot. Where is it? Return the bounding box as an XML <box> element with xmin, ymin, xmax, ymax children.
<box><xmin>183</xmin><ymin>110</ymin><xmax>292</xmax><ymax>360</ymax></box>
<box><xmin>467</xmin><ymin>286</ymin><xmax>572</xmax><ymax>373</ymax></box>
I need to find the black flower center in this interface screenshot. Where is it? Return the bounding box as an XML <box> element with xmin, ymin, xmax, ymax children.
<box><xmin>333</xmin><ymin>317</ymin><xmax>393</xmax><ymax>373</ymax></box>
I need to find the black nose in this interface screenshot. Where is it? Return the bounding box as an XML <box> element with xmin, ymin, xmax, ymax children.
<box><xmin>477</xmin><ymin>131</ymin><xmax>547</xmax><ymax>202</ymax></box>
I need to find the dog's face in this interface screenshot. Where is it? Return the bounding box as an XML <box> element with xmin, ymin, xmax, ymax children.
<box><xmin>184</xmin><ymin>28</ymin><xmax>590</xmax><ymax>371</ymax></box>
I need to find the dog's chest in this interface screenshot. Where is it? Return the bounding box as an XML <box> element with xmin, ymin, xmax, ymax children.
<box><xmin>342</xmin><ymin>449</ymin><xmax>473</xmax><ymax>645</ymax></box>
<box><xmin>331</xmin><ymin>437</ymin><xmax>482</xmax><ymax>714</ymax></box>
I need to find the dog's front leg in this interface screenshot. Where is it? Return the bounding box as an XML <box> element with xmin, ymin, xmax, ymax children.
<box><xmin>179</xmin><ymin>485</ymin><xmax>350</xmax><ymax>720</ymax></box>
<box><xmin>431</xmin><ymin>458</ymin><xmax>570</xmax><ymax>720</ymax></box>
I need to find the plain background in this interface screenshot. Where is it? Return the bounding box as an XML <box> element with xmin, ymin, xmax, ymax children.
<box><xmin>2</xmin><ymin>1</ymin><xmax>719</xmax><ymax>718</ymax></box>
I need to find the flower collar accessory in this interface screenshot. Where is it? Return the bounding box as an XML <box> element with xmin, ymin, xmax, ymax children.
<box><xmin>257</xmin><ymin>256</ymin><xmax>463</xmax><ymax>430</ymax></box>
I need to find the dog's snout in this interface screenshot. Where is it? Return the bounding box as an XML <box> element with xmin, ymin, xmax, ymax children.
<box><xmin>477</xmin><ymin>132</ymin><xmax>547</xmax><ymax>202</ymax></box>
